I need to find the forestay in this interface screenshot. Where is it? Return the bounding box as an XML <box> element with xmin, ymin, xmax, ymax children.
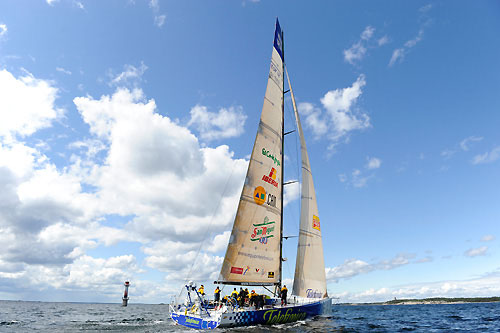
<box><xmin>286</xmin><ymin>68</ymin><xmax>328</xmax><ymax>298</ymax></box>
<box><xmin>216</xmin><ymin>20</ymin><xmax>284</xmax><ymax>285</ymax></box>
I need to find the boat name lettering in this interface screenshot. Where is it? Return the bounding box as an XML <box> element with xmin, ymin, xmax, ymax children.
<box><xmin>262</xmin><ymin>148</ymin><xmax>280</xmax><ymax>166</ymax></box>
<box><xmin>185</xmin><ymin>317</ymin><xmax>200</xmax><ymax>325</ymax></box>
<box><xmin>306</xmin><ymin>289</ymin><xmax>322</xmax><ymax>298</ymax></box>
<box><xmin>263</xmin><ymin>308</ymin><xmax>307</xmax><ymax>324</ymax></box>
<box><xmin>238</xmin><ymin>251</ymin><xmax>273</xmax><ymax>261</ymax></box>
<box><xmin>251</xmin><ymin>216</ymin><xmax>276</xmax><ymax>243</ymax></box>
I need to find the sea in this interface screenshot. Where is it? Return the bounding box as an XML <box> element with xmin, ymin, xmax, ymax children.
<box><xmin>1</xmin><ymin>300</ymin><xmax>499</xmax><ymax>332</ymax></box>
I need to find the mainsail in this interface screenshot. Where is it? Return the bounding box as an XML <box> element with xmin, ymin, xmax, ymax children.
<box><xmin>217</xmin><ymin>19</ymin><xmax>284</xmax><ymax>285</ymax></box>
<box><xmin>286</xmin><ymin>68</ymin><xmax>328</xmax><ymax>298</ymax></box>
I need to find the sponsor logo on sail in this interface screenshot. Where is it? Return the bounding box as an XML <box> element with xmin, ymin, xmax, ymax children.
<box><xmin>253</xmin><ymin>186</ymin><xmax>266</xmax><ymax>205</ymax></box>
<box><xmin>243</xmin><ymin>265</ymin><xmax>249</xmax><ymax>275</ymax></box>
<box><xmin>268</xmin><ymin>271</ymin><xmax>274</xmax><ymax>278</ymax></box>
<box><xmin>312</xmin><ymin>215</ymin><xmax>320</xmax><ymax>231</ymax></box>
<box><xmin>251</xmin><ymin>216</ymin><xmax>275</xmax><ymax>243</ymax></box>
<box><xmin>262</xmin><ymin>148</ymin><xmax>280</xmax><ymax>166</ymax></box>
<box><xmin>231</xmin><ymin>266</ymin><xmax>244</xmax><ymax>274</ymax></box>
<box><xmin>262</xmin><ymin>167</ymin><xmax>279</xmax><ymax>188</ymax></box>
<box><xmin>254</xmin><ymin>186</ymin><xmax>276</xmax><ymax>208</ymax></box>
<box><xmin>306</xmin><ymin>289</ymin><xmax>322</xmax><ymax>298</ymax></box>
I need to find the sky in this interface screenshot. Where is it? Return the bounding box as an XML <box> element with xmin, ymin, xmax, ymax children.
<box><xmin>0</xmin><ymin>0</ymin><xmax>499</xmax><ymax>304</ymax></box>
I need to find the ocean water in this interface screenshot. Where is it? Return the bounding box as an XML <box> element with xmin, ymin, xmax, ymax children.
<box><xmin>1</xmin><ymin>300</ymin><xmax>499</xmax><ymax>332</ymax></box>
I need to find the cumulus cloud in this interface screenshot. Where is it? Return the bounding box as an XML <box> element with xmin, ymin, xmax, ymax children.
<box><xmin>464</xmin><ymin>246</ymin><xmax>488</xmax><ymax>257</ymax></box>
<box><xmin>472</xmin><ymin>146</ymin><xmax>500</xmax><ymax>165</ymax></box>
<box><xmin>299</xmin><ymin>75</ymin><xmax>369</xmax><ymax>150</ymax></box>
<box><xmin>188</xmin><ymin>104</ymin><xmax>247</xmax><ymax>141</ymax></box>
<box><xmin>0</xmin><ymin>69</ymin><xmax>63</xmax><ymax>140</ymax></box>
<box><xmin>0</xmin><ymin>68</ymin><xmax>249</xmax><ymax>301</ymax></box>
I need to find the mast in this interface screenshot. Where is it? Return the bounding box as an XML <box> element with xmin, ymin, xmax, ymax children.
<box><xmin>279</xmin><ymin>27</ymin><xmax>284</xmax><ymax>290</ymax></box>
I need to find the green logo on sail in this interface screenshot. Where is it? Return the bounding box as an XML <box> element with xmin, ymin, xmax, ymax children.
<box><xmin>262</xmin><ymin>148</ymin><xmax>280</xmax><ymax>166</ymax></box>
<box><xmin>251</xmin><ymin>216</ymin><xmax>275</xmax><ymax>243</ymax></box>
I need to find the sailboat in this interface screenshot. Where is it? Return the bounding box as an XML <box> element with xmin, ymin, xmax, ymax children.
<box><xmin>170</xmin><ymin>19</ymin><xmax>331</xmax><ymax>329</ymax></box>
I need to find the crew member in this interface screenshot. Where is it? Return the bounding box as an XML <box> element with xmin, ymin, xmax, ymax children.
<box><xmin>198</xmin><ymin>284</ymin><xmax>205</xmax><ymax>296</ymax></box>
<box><xmin>231</xmin><ymin>288</ymin><xmax>238</xmax><ymax>300</ymax></box>
<box><xmin>214</xmin><ymin>286</ymin><xmax>221</xmax><ymax>305</ymax></box>
<box><xmin>249</xmin><ymin>290</ymin><xmax>258</xmax><ymax>307</ymax></box>
<box><xmin>281</xmin><ymin>285</ymin><xmax>288</xmax><ymax>306</ymax></box>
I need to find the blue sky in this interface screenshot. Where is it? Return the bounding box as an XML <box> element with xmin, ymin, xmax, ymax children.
<box><xmin>0</xmin><ymin>0</ymin><xmax>499</xmax><ymax>304</ymax></box>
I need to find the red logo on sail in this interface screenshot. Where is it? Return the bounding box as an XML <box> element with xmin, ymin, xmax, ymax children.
<box><xmin>231</xmin><ymin>267</ymin><xmax>244</xmax><ymax>274</ymax></box>
<box><xmin>262</xmin><ymin>167</ymin><xmax>278</xmax><ymax>188</ymax></box>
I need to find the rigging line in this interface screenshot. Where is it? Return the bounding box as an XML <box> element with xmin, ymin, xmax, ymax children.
<box><xmin>179</xmin><ymin>158</ymin><xmax>239</xmax><ymax>299</ymax></box>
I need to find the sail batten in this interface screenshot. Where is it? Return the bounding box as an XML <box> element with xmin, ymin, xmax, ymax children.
<box><xmin>286</xmin><ymin>67</ymin><xmax>328</xmax><ymax>299</ymax></box>
<box><xmin>217</xmin><ymin>19</ymin><xmax>284</xmax><ymax>285</ymax></box>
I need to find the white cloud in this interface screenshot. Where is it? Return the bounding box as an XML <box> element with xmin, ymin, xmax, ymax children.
<box><xmin>332</xmin><ymin>271</ymin><xmax>500</xmax><ymax>303</ymax></box>
<box><xmin>343</xmin><ymin>42</ymin><xmax>367</xmax><ymax>65</ymax></box>
<box><xmin>389</xmin><ymin>5</ymin><xmax>432</xmax><ymax>67</ymax></box>
<box><xmin>472</xmin><ymin>146</ymin><xmax>500</xmax><ymax>165</ymax></box>
<box><xmin>361</xmin><ymin>26</ymin><xmax>375</xmax><ymax>40</ymax></box>
<box><xmin>481</xmin><ymin>235</ymin><xmax>495</xmax><ymax>242</ymax></box>
<box><xmin>0</xmin><ymin>67</ymin><xmax>251</xmax><ymax>302</ymax></box>
<box><xmin>0</xmin><ymin>24</ymin><xmax>7</xmax><ymax>37</ymax></box>
<box><xmin>352</xmin><ymin>169</ymin><xmax>371</xmax><ymax>188</ymax></box>
<box><xmin>464</xmin><ymin>246</ymin><xmax>488</xmax><ymax>257</ymax></box>
<box><xmin>343</xmin><ymin>26</ymin><xmax>384</xmax><ymax>65</ymax></box>
<box><xmin>366</xmin><ymin>157</ymin><xmax>381</xmax><ymax>169</ymax></box>
<box><xmin>188</xmin><ymin>104</ymin><xmax>247</xmax><ymax>141</ymax></box>
<box><xmin>154</xmin><ymin>15</ymin><xmax>166</xmax><ymax>27</ymax></box>
<box><xmin>460</xmin><ymin>136</ymin><xmax>483</xmax><ymax>151</ymax></box>
<box><xmin>109</xmin><ymin>62</ymin><xmax>148</xmax><ymax>87</ymax></box>
<box><xmin>298</xmin><ymin>76</ymin><xmax>370</xmax><ymax>150</ymax></box>
<box><xmin>377</xmin><ymin>35</ymin><xmax>389</xmax><ymax>46</ymax></box>
<box><xmin>46</xmin><ymin>0</ymin><xmax>59</xmax><ymax>5</ymax></box>
<box><xmin>326</xmin><ymin>253</ymin><xmax>416</xmax><ymax>283</ymax></box>
<box><xmin>56</xmin><ymin>67</ymin><xmax>72</xmax><ymax>75</ymax></box>
<box><xmin>297</xmin><ymin>102</ymin><xmax>328</xmax><ymax>137</ymax></box>
<box><xmin>149</xmin><ymin>0</ymin><xmax>166</xmax><ymax>27</ymax></box>
<box><xmin>283</xmin><ymin>180</ymin><xmax>300</xmax><ymax>207</ymax></box>
<box><xmin>0</xmin><ymin>69</ymin><xmax>63</xmax><ymax>140</ymax></box>
<box><xmin>74</xmin><ymin>1</ymin><xmax>84</xmax><ymax>10</ymax></box>
<box><xmin>389</xmin><ymin>29</ymin><xmax>425</xmax><ymax>66</ymax></box>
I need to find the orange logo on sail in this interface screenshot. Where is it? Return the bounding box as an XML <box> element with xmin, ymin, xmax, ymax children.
<box><xmin>312</xmin><ymin>215</ymin><xmax>320</xmax><ymax>231</ymax></box>
<box><xmin>262</xmin><ymin>168</ymin><xmax>278</xmax><ymax>188</ymax></box>
<box><xmin>253</xmin><ymin>186</ymin><xmax>266</xmax><ymax>205</ymax></box>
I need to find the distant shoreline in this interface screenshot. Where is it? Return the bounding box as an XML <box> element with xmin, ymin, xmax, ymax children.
<box><xmin>338</xmin><ymin>296</ymin><xmax>500</xmax><ymax>306</ymax></box>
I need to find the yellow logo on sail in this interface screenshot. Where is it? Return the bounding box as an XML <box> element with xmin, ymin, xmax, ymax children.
<box><xmin>312</xmin><ymin>215</ymin><xmax>320</xmax><ymax>231</ymax></box>
<box><xmin>253</xmin><ymin>186</ymin><xmax>266</xmax><ymax>205</ymax></box>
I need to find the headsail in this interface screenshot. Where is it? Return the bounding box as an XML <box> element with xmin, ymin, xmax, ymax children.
<box><xmin>216</xmin><ymin>19</ymin><xmax>284</xmax><ymax>285</ymax></box>
<box><xmin>286</xmin><ymin>68</ymin><xmax>328</xmax><ymax>298</ymax></box>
